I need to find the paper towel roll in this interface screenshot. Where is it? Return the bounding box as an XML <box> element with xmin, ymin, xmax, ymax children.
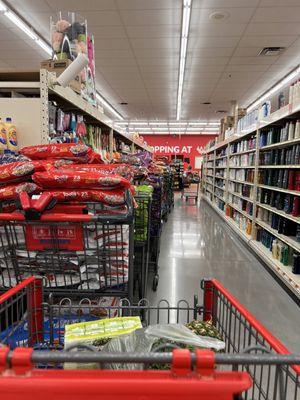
<box><xmin>57</xmin><ymin>53</ymin><xmax>89</xmax><ymax>87</ymax></box>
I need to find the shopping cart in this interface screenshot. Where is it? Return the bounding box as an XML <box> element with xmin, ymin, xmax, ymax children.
<box><xmin>181</xmin><ymin>173</ymin><xmax>200</xmax><ymax>203</ymax></box>
<box><xmin>0</xmin><ymin>190</ymin><xmax>135</xmax><ymax>302</ymax></box>
<box><xmin>134</xmin><ymin>193</ymin><xmax>152</xmax><ymax>300</ymax></box>
<box><xmin>0</xmin><ymin>277</ymin><xmax>299</xmax><ymax>400</ymax></box>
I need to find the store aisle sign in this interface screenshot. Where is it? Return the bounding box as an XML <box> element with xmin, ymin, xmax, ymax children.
<box><xmin>152</xmin><ymin>145</ymin><xmax>205</xmax><ymax>154</ymax></box>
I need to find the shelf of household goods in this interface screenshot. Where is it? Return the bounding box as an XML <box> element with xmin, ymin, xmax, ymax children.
<box><xmin>228</xmin><ymin>191</ymin><xmax>254</xmax><ymax>203</ymax></box>
<box><xmin>258</xmin><ymin>184</ymin><xmax>300</xmax><ymax>196</ymax></box>
<box><xmin>251</xmin><ymin>240</ymin><xmax>300</xmax><ymax>296</ymax></box>
<box><xmin>229</xmin><ymin>148</ymin><xmax>256</xmax><ymax>156</ymax></box>
<box><xmin>258</xmin><ymin>165</ymin><xmax>300</xmax><ymax>169</ymax></box>
<box><xmin>228</xmin><ymin>166</ymin><xmax>255</xmax><ymax>169</ymax></box>
<box><xmin>256</xmin><ymin>202</ymin><xmax>300</xmax><ymax>224</ymax></box>
<box><xmin>214</xmin><ymin>193</ymin><xmax>225</xmax><ymax>202</ymax></box>
<box><xmin>229</xmin><ymin>179</ymin><xmax>254</xmax><ymax>186</ymax></box>
<box><xmin>203</xmin><ymin>195</ymin><xmax>300</xmax><ymax>299</ymax></box>
<box><xmin>259</xmin><ymin>137</ymin><xmax>300</xmax><ymax>151</ymax></box>
<box><xmin>228</xmin><ymin>202</ymin><xmax>253</xmax><ymax>220</ymax></box>
<box><xmin>255</xmin><ymin>218</ymin><xmax>300</xmax><ymax>253</ymax></box>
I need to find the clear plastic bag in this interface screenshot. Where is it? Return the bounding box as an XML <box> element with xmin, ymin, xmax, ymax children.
<box><xmin>145</xmin><ymin>324</ymin><xmax>225</xmax><ymax>351</ymax></box>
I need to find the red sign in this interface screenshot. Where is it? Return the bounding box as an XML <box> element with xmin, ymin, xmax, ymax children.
<box><xmin>25</xmin><ymin>224</ymin><xmax>84</xmax><ymax>251</ymax></box>
<box><xmin>145</xmin><ymin>134</ymin><xmax>217</xmax><ymax>169</ymax></box>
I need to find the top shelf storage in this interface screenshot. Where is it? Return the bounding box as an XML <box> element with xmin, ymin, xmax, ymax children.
<box><xmin>0</xmin><ymin>70</ymin><xmax>153</xmax><ymax>153</ymax></box>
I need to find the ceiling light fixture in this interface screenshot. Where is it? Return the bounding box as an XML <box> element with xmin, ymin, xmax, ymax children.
<box><xmin>247</xmin><ymin>65</ymin><xmax>300</xmax><ymax>112</ymax></box>
<box><xmin>208</xmin><ymin>122</ymin><xmax>221</xmax><ymax>126</ymax></box>
<box><xmin>176</xmin><ymin>0</ymin><xmax>192</xmax><ymax>120</ymax></box>
<box><xmin>0</xmin><ymin>1</ymin><xmax>52</xmax><ymax>55</ymax></box>
<box><xmin>96</xmin><ymin>93</ymin><xmax>124</xmax><ymax>121</ymax></box>
<box><xmin>169</xmin><ymin>122</ymin><xmax>187</xmax><ymax>126</ymax></box>
<box><xmin>149</xmin><ymin>122</ymin><xmax>168</xmax><ymax>125</ymax></box>
<box><xmin>189</xmin><ymin>122</ymin><xmax>207</xmax><ymax>126</ymax></box>
<box><xmin>130</xmin><ymin>122</ymin><xmax>148</xmax><ymax>125</ymax></box>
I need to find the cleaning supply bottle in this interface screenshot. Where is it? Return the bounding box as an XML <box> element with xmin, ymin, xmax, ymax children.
<box><xmin>0</xmin><ymin>118</ymin><xmax>7</xmax><ymax>153</ymax></box>
<box><xmin>5</xmin><ymin>117</ymin><xmax>18</xmax><ymax>153</ymax></box>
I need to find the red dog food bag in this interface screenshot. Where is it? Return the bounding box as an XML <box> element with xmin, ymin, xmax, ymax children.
<box><xmin>20</xmin><ymin>143</ymin><xmax>93</xmax><ymax>162</ymax></box>
<box><xmin>48</xmin><ymin>189</ymin><xmax>126</xmax><ymax>206</ymax></box>
<box><xmin>32</xmin><ymin>170</ymin><xmax>131</xmax><ymax>190</ymax></box>
<box><xmin>65</xmin><ymin>164</ymin><xmax>134</xmax><ymax>181</ymax></box>
<box><xmin>0</xmin><ymin>162</ymin><xmax>35</xmax><ymax>184</ymax></box>
<box><xmin>31</xmin><ymin>159</ymin><xmax>74</xmax><ymax>172</ymax></box>
<box><xmin>0</xmin><ymin>182</ymin><xmax>40</xmax><ymax>200</ymax></box>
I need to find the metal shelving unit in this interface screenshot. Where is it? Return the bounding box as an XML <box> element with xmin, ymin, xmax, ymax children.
<box><xmin>202</xmin><ymin>99</ymin><xmax>300</xmax><ymax>300</ymax></box>
<box><xmin>0</xmin><ymin>70</ymin><xmax>153</xmax><ymax>154</ymax></box>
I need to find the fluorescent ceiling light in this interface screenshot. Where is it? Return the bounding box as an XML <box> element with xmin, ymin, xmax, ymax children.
<box><xmin>130</xmin><ymin>122</ymin><xmax>148</xmax><ymax>125</ymax></box>
<box><xmin>208</xmin><ymin>122</ymin><xmax>220</xmax><ymax>126</ymax></box>
<box><xmin>247</xmin><ymin>65</ymin><xmax>300</xmax><ymax>112</ymax></box>
<box><xmin>149</xmin><ymin>122</ymin><xmax>168</xmax><ymax>125</ymax></box>
<box><xmin>115</xmin><ymin>122</ymin><xmax>128</xmax><ymax>125</ymax></box>
<box><xmin>96</xmin><ymin>93</ymin><xmax>124</xmax><ymax>120</ymax></box>
<box><xmin>204</xmin><ymin>127</ymin><xmax>219</xmax><ymax>131</ymax></box>
<box><xmin>189</xmin><ymin>122</ymin><xmax>207</xmax><ymax>126</ymax></box>
<box><xmin>36</xmin><ymin>39</ymin><xmax>52</xmax><ymax>56</ymax></box>
<box><xmin>169</xmin><ymin>122</ymin><xmax>187</xmax><ymax>126</ymax></box>
<box><xmin>0</xmin><ymin>1</ymin><xmax>7</xmax><ymax>11</ymax></box>
<box><xmin>176</xmin><ymin>0</ymin><xmax>192</xmax><ymax>120</ymax></box>
<box><xmin>5</xmin><ymin>10</ymin><xmax>38</xmax><ymax>40</ymax></box>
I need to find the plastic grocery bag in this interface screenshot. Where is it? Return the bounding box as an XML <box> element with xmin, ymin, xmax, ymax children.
<box><xmin>145</xmin><ymin>324</ymin><xmax>225</xmax><ymax>351</ymax></box>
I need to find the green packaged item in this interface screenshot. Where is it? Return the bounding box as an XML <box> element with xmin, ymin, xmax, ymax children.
<box><xmin>65</xmin><ymin>316</ymin><xmax>142</xmax><ymax>349</ymax></box>
<box><xmin>134</xmin><ymin>185</ymin><xmax>153</xmax><ymax>242</ymax></box>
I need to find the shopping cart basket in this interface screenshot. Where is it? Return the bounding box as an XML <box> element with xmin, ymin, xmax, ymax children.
<box><xmin>0</xmin><ymin>190</ymin><xmax>135</xmax><ymax>302</ymax></box>
<box><xmin>181</xmin><ymin>173</ymin><xmax>200</xmax><ymax>203</ymax></box>
<box><xmin>0</xmin><ymin>277</ymin><xmax>299</xmax><ymax>400</ymax></box>
<box><xmin>134</xmin><ymin>193</ymin><xmax>152</xmax><ymax>300</ymax></box>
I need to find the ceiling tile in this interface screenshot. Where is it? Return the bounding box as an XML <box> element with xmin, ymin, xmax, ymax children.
<box><xmin>229</xmin><ymin>56</ymin><xmax>278</xmax><ymax>65</ymax></box>
<box><xmin>93</xmin><ymin>49</ymin><xmax>135</xmax><ymax>58</ymax></box>
<box><xmin>119</xmin><ymin>9</ymin><xmax>181</xmax><ymax>26</ymax></box>
<box><xmin>238</xmin><ymin>35</ymin><xmax>298</xmax><ymax>47</ymax></box>
<box><xmin>245</xmin><ymin>22</ymin><xmax>300</xmax><ymax>36</ymax></box>
<box><xmin>133</xmin><ymin>48</ymin><xmax>179</xmax><ymax>58</ymax></box>
<box><xmin>189</xmin><ymin>36</ymin><xmax>240</xmax><ymax>48</ymax></box>
<box><xmin>92</xmin><ymin>26</ymin><xmax>127</xmax><ymax>38</ymax></box>
<box><xmin>96</xmin><ymin>58</ymin><xmax>138</xmax><ymax>67</ymax></box>
<box><xmin>95</xmin><ymin>38</ymin><xmax>131</xmax><ymax>50</ymax></box>
<box><xmin>233</xmin><ymin>47</ymin><xmax>270</xmax><ymax>57</ymax></box>
<box><xmin>130</xmin><ymin>37</ymin><xmax>179</xmax><ymax>50</ymax></box>
<box><xmin>126</xmin><ymin>25</ymin><xmax>180</xmax><ymax>39</ymax></box>
<box><xmin>260</xmin><ymin>0</ymin><xmax>300</xmax><ymax>6</ymax></box>
<box><xmin>189</xmin><ymin>57</ymin><xmax>230</xmax><ymax>66</ymax></box>
<box><xmin>191</xmin><ymin>7</ymin><xmax>255</xmax><ymax>24</ymax></box>
<box><xmin>116</xmin><ymin>0</ymin><xmax>181</xmax><ymax>10</ymax></box>
<box><xmin>190</xmin><ymin>22</ymin><xmax>247</xmax><ymax>36</ymax></box>
<box><xmin>9</xmin><ymin>0</ymin><xmax>52</xmax><ymax>12</ymax></box>
<box><xmin>44</xmin><ymin>0</ymin><xmax>117</xmax><ymax>11</ymax></box>
<box><xmin>187</xmin><ymin>47</ymin><xmax>235</xmax><ymax>57</ymax></box>
<box><xmin>253</xmin><ymin>7</ymin><xmax>300</xmax><ymax>22</ymax></box>
<box><xmin>193</xmin><ymin>0</ymin><xmax>260</xmax><ymax>7</ymax></box>
<box><xmin>225</xmin><ymin>64</ymin><xmax>271</xmax><ymax>72</ymax></box>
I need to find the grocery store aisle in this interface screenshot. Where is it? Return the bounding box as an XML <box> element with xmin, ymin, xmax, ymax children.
<box><xmin>149</xmin><ymin>195</ymin><xmax>300</xmax><ymax>352</ymax></box>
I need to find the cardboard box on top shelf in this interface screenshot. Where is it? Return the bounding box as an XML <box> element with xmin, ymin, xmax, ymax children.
<box><xmin>40</xmin><ymin>59</ymin><xmax>82</xmax><ymax>94</ymax></box>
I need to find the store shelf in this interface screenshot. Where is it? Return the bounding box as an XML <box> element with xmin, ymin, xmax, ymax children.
<box><xmin>229</xmin><ymin>165</ymin><xmax>255</xmax><ymax>169</ymax></box>
<box><xmin>229</xmin><ymin>149</ymin><xmax>256</xmax><ymax>156</ymax></box>
<box><xmin>214</xmin><ymin>191</ymin><xmax>225</xmax><ymax>201</ymax></box>
<box><xmin>203</xmin><ymin>195</ymin><xmax>300</xmax><ymax>299</ymax></box>
<box><xmin>215</xmin><ymin>176</ymin><xmax>226</xmax><ymax>180</ymax></box>
<box><xmin>255</xmin><ymin>219</ymin><xmax>300</xmax><ymax>253</ymax></box>
<box><xmin>206</xmin><ymin>174</ymin><xmax>214</xmax><ymax>178</ymax></box>
<box><xmin>258</xmin><ymin>165</ymin><xmax>300</xmax><ymax>169</ymax></box>
<box><xmin>228</xmin><ymin>191</ymin><xmax>254</xmax><ymax>203</ymax></box>
<box><xmin>215</xmin><ymin>185</ymin><xmax>225</xmax><ymax>191</ymax></box>
<box><xmin>215</xmin><ymin>155</ymin><xmax>227</xmax><ymax>160</ymax></box>
<box><xmin>251</xmin><ymin>241</ymin><xmax>300</xmax><ymax>298</ymax></box>
<box><xmin>229</xmin><ymin>179</ymin><xmax>254</xmax><ymax>186</ymax></box>
<box><xmin>215</xmin><ymin>166</ymin><xmax>226</xmax><ymax>169</ymax></box>
<box><xmin>258</xmin><ymin>184</ymin><xmax>300</xmax><ymax>196</ymax></box>
<box><xmin>206</xmin><ymin>186</ymin><xmax>213</xmax><ymax>194</ymax></box>
<box><xmin>259</xmin><ymin>137</ymin><xmax>300</xmax><ymax>151</ymax></box>
<box><xmin>256</xmin><ymin>202</ymin><xmax>300</xmax><ymax>224</ymax></box>
<box><xmin>228</xmin><ymin>202</ymin><xmax>253</xmax><ymax>220</ymax></box>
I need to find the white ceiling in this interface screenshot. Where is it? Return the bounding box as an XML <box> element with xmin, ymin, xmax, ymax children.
<box><xmin>1</xmin><ymin>0</ymin><xmax>300</xmax><ymax>121</ymax></box>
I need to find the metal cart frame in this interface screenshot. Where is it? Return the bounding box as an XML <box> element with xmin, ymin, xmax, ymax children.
<box><xmin>0</xmin><ymin>191</ymin><xmax>135</xmax><ymax>303</ymax></box>
<box><xmin>134</xmin><ymin>194</ymin><xmax>152</xmax><ymax>300</ymax></box>
<box><xmin>0</xmin><ymin>277</ymin><xmax>299</xmax><ymax>399</ymax></box>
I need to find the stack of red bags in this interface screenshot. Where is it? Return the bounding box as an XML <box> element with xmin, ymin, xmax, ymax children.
<box><xmin>0</xmin><ymin>143</ymin><xmax>135</xmax><ymax>207</ymax></box>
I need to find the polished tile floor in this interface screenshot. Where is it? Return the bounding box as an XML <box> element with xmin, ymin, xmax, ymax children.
<box><xmin>149</xmin><ymin>195</ymin><xmax>300</xmax><ymax>352</ymax></box>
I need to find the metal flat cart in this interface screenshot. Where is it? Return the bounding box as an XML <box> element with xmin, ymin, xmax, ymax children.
<box><xmin>181</xmin><ymin>173</ymin><xmax>200</xmax><ymax>203</ymax></box>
